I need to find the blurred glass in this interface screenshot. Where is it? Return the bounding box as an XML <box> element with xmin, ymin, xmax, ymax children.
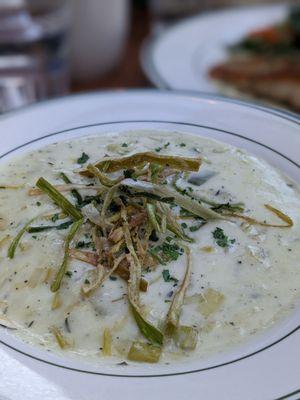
<box><xmin>0</xmin><ymin>0</ymin><xmax>70</xmax><ymax>113</ymax></box>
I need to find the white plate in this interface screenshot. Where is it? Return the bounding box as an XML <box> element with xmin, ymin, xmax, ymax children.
<box><xmin>0</xmin><ymin>90</ymin><xmax>299</xmax><ymax>400</ymax></box>
<box><xmin>141</xmin><ymin>4</ymin><xmax>289</xmax><ymax>93</ymax></box>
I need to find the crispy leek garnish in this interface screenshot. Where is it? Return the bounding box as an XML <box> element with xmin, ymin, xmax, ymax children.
<box><xmin>50</xmin><ymin>218</ymin><xmax>84</xmax><ymax>292</ymax></box>
<box><xmin>59</xmin><ymin>172</ymin><xmax>83</xmax><ymax>205</ymax></box>
<box><xmin>122</xmin><ymin>208</ymin><xmax>142</xmax><ymax>305</ymax></box>
<box><xmin>165</xmin><ymin>246</ymin><xmax>191</xmax><ymax>335</ymax></box>
<box><xmin>173</xmin><ymin>178</ymin><xmax>245</xmax><ymax>213</ymax></box>
<box><xmin>122</xmin><ymin>207</ymin><xmax>163</xmax><ymax>345</ymax></box>
<box><xmin>101</xmin><ymin>186</ymin><xmax>117</xmax><ymax>233</ymax></box>
<box><xmin>36</xmin><ymin>177</ymin><xmax>83</xmax><ymax>221</ymax></box>
<box><xmin>81</xmin><ymin>254</ymin><xmax>125</xmax><ymax>296</ymax></box>
<box><xmin>229</xmin><ymin>204</ymin><xmax>293</xmax><ymax>228</ymax></box>
<box><xmin>28</xmin><ymin>184</ymin><xmax>103</xmax><ymax>196</ymax></box>
<box><xmin>123</xmin><ymin>179</ymin><xmax>222</xmax><ymax>220</ymax></box>
<box><xmin>157</xmin><ymin>203</ymin><xmax>193</xmax><ymax>242</ymax></box>
<box><xmin>146</xmin><ymin>203</ymin><xmax>161</xmax><ymax>233</ymax></box>
<box><xmin>7</xmin><ymin>217</ymin><xmax>36</xmax><ymax>259</ymax></box>
<box><xmin>87</xmin><ymin>164</ymin><xmax>123</xmax><ymax>187</ymax></box>
<box><xmin>81</xmin><ymin>152</ymin><xmax>201</xmax><ymax>175</ymax></box>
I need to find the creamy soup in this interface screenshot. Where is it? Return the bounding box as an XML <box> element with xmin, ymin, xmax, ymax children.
<box><xmin>0</xmin><ymin>131</ymin><xmax>299</xmax><ymax>365</ymax></box>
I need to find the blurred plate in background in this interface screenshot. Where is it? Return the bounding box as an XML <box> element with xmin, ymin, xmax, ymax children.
<box><xmin>141</xmin><ymin>4</ymin><xmax>288</xmax><ymax>95</ymax></box>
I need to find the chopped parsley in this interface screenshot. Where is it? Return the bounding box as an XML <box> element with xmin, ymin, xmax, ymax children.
<box><xmin>75</xmin><ymin>241</ymin><xmax>92</xmax><ymax>249</ymax></box>
<box><xmin>56</xmin><ymin>220</ymin><xmax>74</xmax><ymax>230</ymax></box>
<box><xmin>179</xmin><ymin>143</ymin><xmax>186</xmax><ymax>147</ymax></box>
<box><xmin>154</xmin><ymin>142</ymin><xmax>170</xmax><ymax>153</ymax></box>
<box><xmin>189</xmin><ymin>223</ymin><xmax>203</xmax><ymax>232</ymax></box>
<box><xmin>162</xmin><ymin>269</ymin><xmax>178</xmax><ymax>283</ymax></box>
<box><xmin>51</xmin><ymin>213</ymin><xmax>59</xmax><ymax>223</ymax></box>
<box><xmin>212</xmin><ymin>227</ymin><xmax>236</xmax><ymax>248</ymax></box>
<box><xmin>149</xmin><ymin>241</ymin><xmax>184</xmax><ymax>265</ymax></box>
<box><xmin>121</xmin><ymin>143</ymin><xmax>128</xmax><ymax>147</ymax></box>
<box><xmin>77</xmin><ymin>152</ymin><xmax>89</xmax><ymax>164</ymax></box>
<box><xmin>65</xmin><ymin>271</ymin><xmax>73</xmax><ymax>277</ymax></box>
<box><xmin>36</xmin><ymin>201</ymin><xmax>41</xmax><ymax>207</ymax></box>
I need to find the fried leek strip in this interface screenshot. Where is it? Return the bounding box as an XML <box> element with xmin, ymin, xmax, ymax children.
<box><xmin>100</xmin><ymin>186</ymin><xmax>117</xmax><ymax>234</ymax></box>
<box><xmin>29</xmin><ymin>184</ymin><xmax>103</xmax><ymax>196</ymax></box>
<box><xmin>121</xmin><ymin>208</ymin><xmax>142</xmax><ymax>305</ymax></box>
<box><xmin>157</xmin><ymin>202</ymin><xmax>193</xmax><ymax>242</ymax></box>
<box><xmin>87</xmin><ymin>164</ymin><xmax>123</xmax><ymax>187</ymax></box>
<box><xmin>81</xmin><ymin>254</ymin><xmax>125</xmax><ymax>296</ymax></box>
<box><xmin>80</xmin><ymin>152</ymin><xmax>201</xmax><ymax>175</ymax></box>
<box><xmin>36</xmin><ymin>177</ymin><xmax>83</xmax><ymax>221</ymax></box>
<box><xmin>7</xmin><ymin>217</ymin><xmax>36</xmax><ymax>259</ymax></box>
<box><xmin>146</xmin><ymin>203</ymin><xmax>161</xmax><ymax>233</ymax></box>
<box><xmin>122</xmin><ymin>179</ymin><xmax>222</xmax><ymax>220</ymax></box>
<box><xmin>166</xmin><ymin>246</ymin><xmax>192</xmax><ymax>335</ymax></box>
<box><xmin>51</xmin><ymin>219</ymin><xmax>84</xmax><ymax>292</ymax></box>
<box><xmin>121</xmin><ymin>207</ymin><xmax>163</xmax><ymax>345</ymax></box>
<box><xmin>228</xmin><ymin>204</ymin><xmax>293</xmax><ymax>228</ymax></box>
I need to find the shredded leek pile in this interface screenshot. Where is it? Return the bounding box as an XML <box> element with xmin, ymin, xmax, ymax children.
<box><xmin>6</xmin><ymin>150</ymin><xmax>293</xmax><ymax>363</ymax></box>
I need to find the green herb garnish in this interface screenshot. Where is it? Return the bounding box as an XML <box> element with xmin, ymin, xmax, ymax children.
<box><xmin>162</xmin><ymin>269</ymin><xmax>178</xmax><ymax>283</ymax></box>
<box><xmin>212</xmin><ymin>227</ymin><xmax>235</xmax><ymax>248</ymax></box>
<box><xmin>75</xmin><ymin>241</ymin><xmax>92</xmax><ymax>249</ymax></box>
<box><xmin>77</xmin><ymin>152</ymin><xmax>89</xmax><ymax>164</ymax></box>
<box><xmin>59</xmin><ymin>172</ymin><xmax>83</xmax><ymax>205</ymax></box>
<box><xmin>149</xmin><ymin>241</ymin><xmax>184</xmax><ymax>265</ymax></box>
<box><xmin>27</xmin><ymin>220</ymin><xmax>73</xmax><ymax>233</ymax></box>
<box><xmin>51</xmin><ymin>213</ymin><xmax>59</xmax><ymax>223</ymax></box>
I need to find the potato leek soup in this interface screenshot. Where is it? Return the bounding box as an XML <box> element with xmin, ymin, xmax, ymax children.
<box><xmin>0</xmin><ymin>131</ymin><xmax>299</xmax><ymax>365</ymax></box>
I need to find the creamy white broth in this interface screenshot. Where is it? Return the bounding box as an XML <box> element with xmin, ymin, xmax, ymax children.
<box><xmin>0</xmin><ymin>130</ymin><xmax>299</xmax><ymax>365</ymax></box>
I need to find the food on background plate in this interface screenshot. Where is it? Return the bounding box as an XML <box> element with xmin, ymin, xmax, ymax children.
<box><xmin>209</xmin><ymin>7</ymin><xmax>300</xmax><ymax>112</ymax></box>
<box><xmin>0</xmin><ymin>130</ymin><xmax>299</xmax><ymax>365</ymax></box>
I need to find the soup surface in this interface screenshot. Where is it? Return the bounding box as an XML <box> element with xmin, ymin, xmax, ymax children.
<box><xmin>0</xmin><ymin>131</ymin><xmax>299</xmax><ymax>365</ymax></box>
